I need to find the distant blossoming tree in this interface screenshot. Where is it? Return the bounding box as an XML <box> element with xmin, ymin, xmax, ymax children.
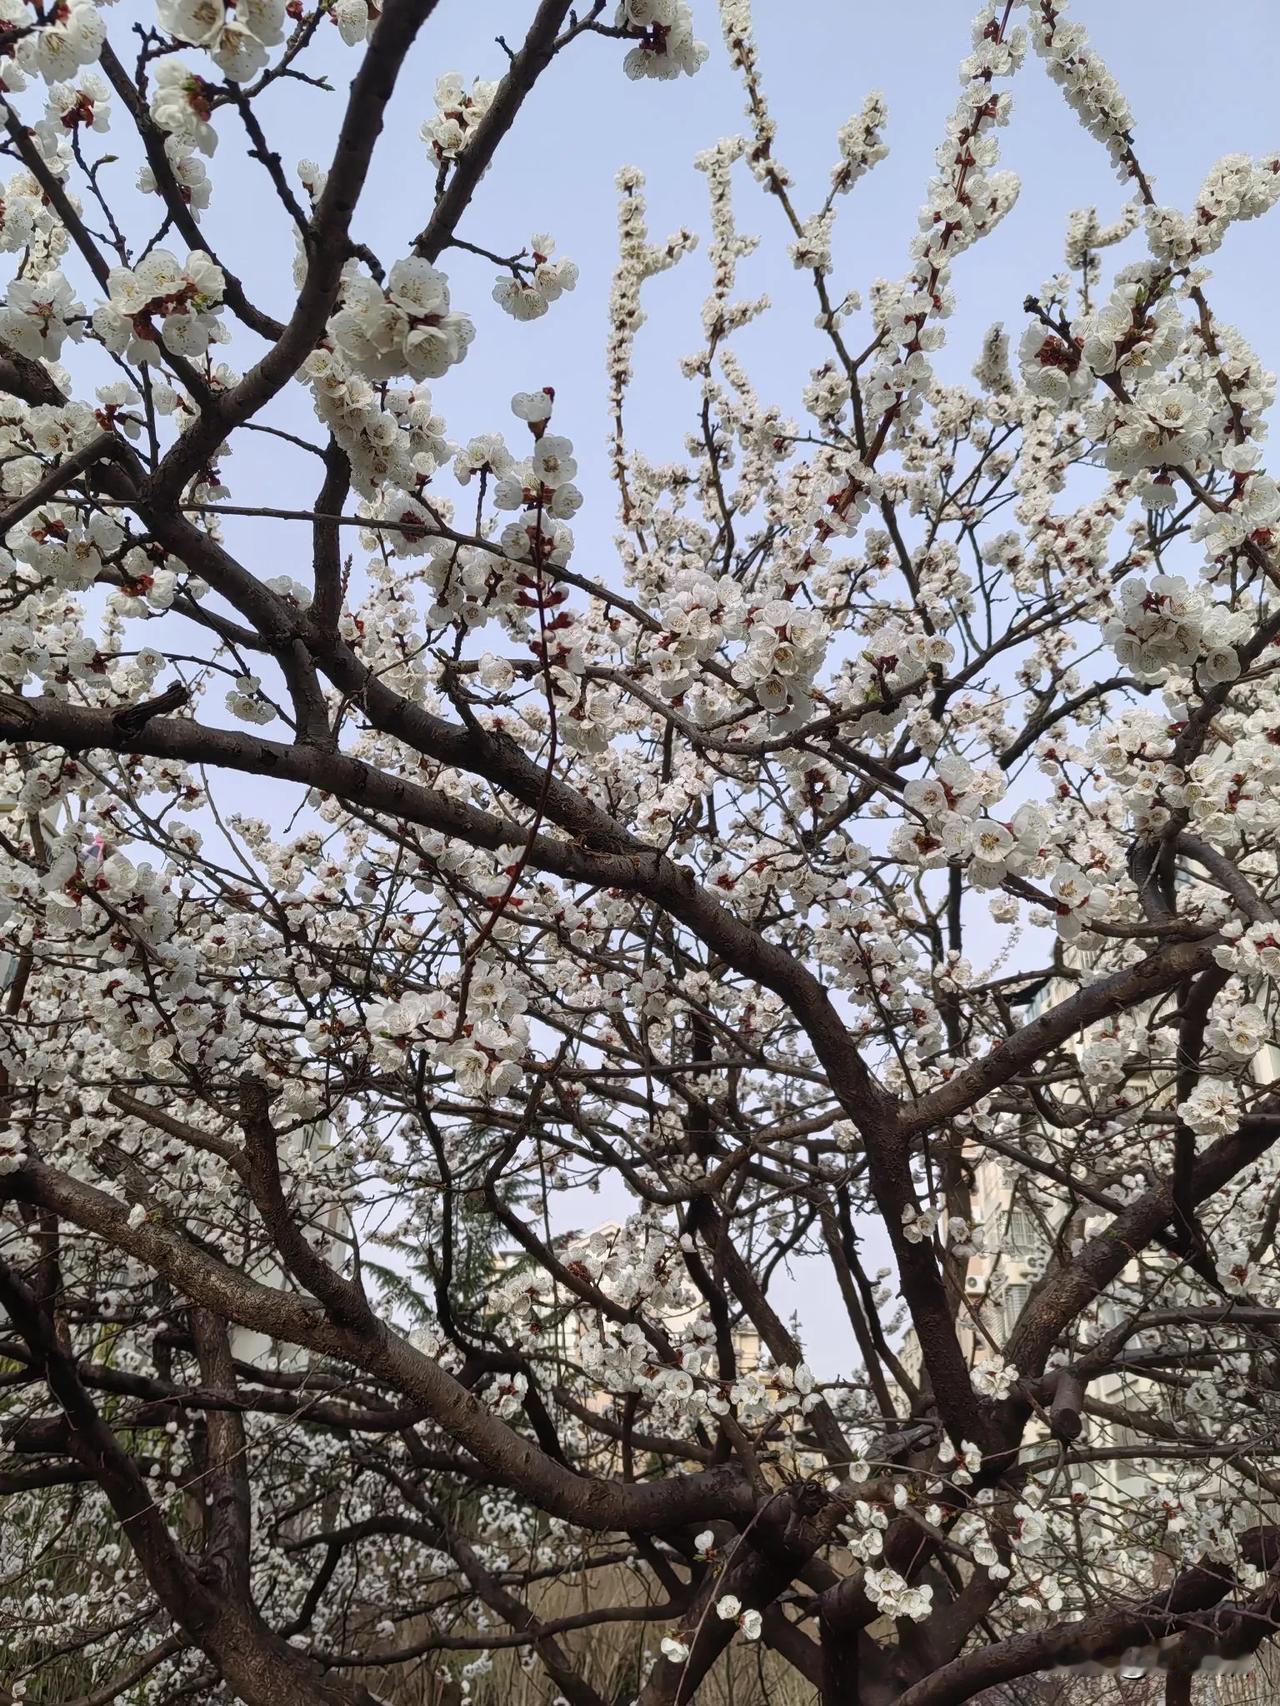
<box><xmin>3</xmin><ymin>0</ymin><xmax>1280</xmax><ymax>1701</ymax></box>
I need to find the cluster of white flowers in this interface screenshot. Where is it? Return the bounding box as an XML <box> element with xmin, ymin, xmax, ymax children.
<box><xmin>1017</xmin><ymin>321</ymin><xmax>1090</xmax><ymax>406</ymax></box>
<box><xmin>891</xmin><ymin>757</ymin><xmax>1037</xmax><ymax>888</ymax></box>
<box><xmin>948</xmin><ymin>1212</ymin><xmax>987</xmax><ymax>1260</ymax></box>
<box><xmin>1179</xmin><ymin>737</ymin><xmax>1280</xmax><ymax>844</ymax></box>
<box><xmin>1048</xmin><ymin>860</ymin><xmax>1099</xmax><ymax>942</ymax></box>
<box><xmin>935</xmin><ymin>1437</ymin><xmax>986</xmax><ymax>1489</ymax></box>
<box><xmin>1205</xmin><ymin>1000</ymin><xmax>1269</xmax><ymax>1063</ymax></box>
<box><xmin>864</xmin><ymin>1567</ymin><xmax>933</xmax><ymax>1623</ymax></box>
<box><xmin>842</xmin><ymin>616</ymin><xmax>935</xmax><ymax>731</ymax></box>
<box><xmin>479</xmin><ymin>390</ymin><xmax>582</xmax><ymax>575</ymax></box>
<box><xmin>1192</xmin><ymin>463</ymin><xmax>1280</xmax><ymax>562</ymax></box>
<box><xmin>0</xmin><ymin>172</ymin><xmax>45</xmax><ymax>257</ymax></box>
<box><xmin>1077</xmin><ymin>279</ymin><xmax>1183</xmax><ymax>379</ymax></box>
<box><xmin>1214</xmin><ymin>921</ymin><xmax>1280</xmax><ymax>982</ymax></box>
<box><xmin>1064</xmin><ymin>202</ymin><xmax>1138</xmax><ymax>272</ymax></box>
<box><xmin>329</xmin><ymin>258</ymin><xmax>474</xmax><ymax>383</ymax></box>
<box><xmin>900</xmin><ymin>1202</ymin><xmax>939</xmax><ymax>1245</ymax></box>
<box><xmin>1028</xmin><ymin>1</ymin><xmax>1138</xmax><ymax>181</ymax></box>
<box><xmin>860</xmin><ymin>5</ymin><xmax>1025</xmax><ymax>432</ymax></box>
<box><xmin>156</xmin><ymin>0</ymin><xmax>284</xmax><ymax>82</ymax></box>
<box><xmin>492</xmin><ymin>235</ymin><xmax>579</xmax><ymax>322</ymax></box>
<box><xmin>0</xmin><ymin>0</ymin><xmax>104</xmax><ymax>84</ymax></box>
<box><xmin>617</xmin><ymin>0</ymin><xmax>706</xmax><ymax>81</ymax></box>
<box><xmin>34</xmin><ymin>74</ymin><xmax>110</xmax><ymax>153</ymax></box>
<box><xmin>714</xmin><ymin>1595</ymin><xmax>762</xmax><ymax>1641</ymax></box>
<box><xmin>421</xmin><ymin>72</ymin><xmax>498</xmax><ymax>161</ymax></box>
<box><xmin>10</xmin><ymin>507</ymin><xmax>123</xmax><ymax>592</ymax></box>
<box><xmin>1088</xmin><ymin>381</ymin><xmax>1214</xmax><ymax>483</ymax></box>
<box><xmin>1103</xmin><ymin>573</ymin><xmax>1249</xmax><ymax>685</ymax></box>
<box><xmin>729</xmin><ymin>596</ymin><xmax>828</xmax><ymax>724</ymax></box>
<box><xmin>972</xmin><ymin>1357</ymin><xmax>1020</xmax><ymax>1400</ymax></box>
<box><xmin>146</xmin><ymin>62</ymin><xmax>217</xmax><ymax>211</ymax></box>
<box><xmin>830</xmin><ymin>90</ymin><xmax>889</xmax><ymax>198</ymax></box>
<box><xmin>606</xmin><ymin>164</ymin><xmax>698</xmax><ymax>465</ymax></box>
<box><xmin>1177</xmin><ymin>1079</ymin><xmax>1241</xmax><ymax>1140</ymax></box>
<box><xmin>1146</xmin><ymin>152</ymin><xmax>1280</xmax><ymax>267</ymax></box>
<box><xmin>305</xmin><ymin>347</ymin><xmax>449</xmax><ymax>500</ymax></box>
<box><xmin>789</xmin><ymin>211</ymin><xmax>835</xmax><ymax>276</ymax></box>
<box><xmin>93</xmin><ymin>249</ymin><xmax>226</xmax><ymax>364</ymax></box>
<box><xmin>0</xmin><ymin>270</ymin><xmax>84</xmax><ymax>363</ymax></box>
<box><xmin>1020</xmin><ymin>264</ymin><xmax>1203</xmax><ymax>436</ymax></box>
<box><xmin>364</xmin><ymin>969</ymin><xmax>530</xmax><ymax>1100</ymax></box>
<box><xmin>225</xmin><ymin>674</ymin><xmax>274</xmax><ymax>725</ymax></box>
<box><xmin>948</xmin><ymin>1506</ymin><xmax>1011</xmax><ymax>1577</ymax></box>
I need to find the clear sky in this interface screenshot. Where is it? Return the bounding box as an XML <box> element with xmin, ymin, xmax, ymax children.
<box><xmin>99</xmin><ymin>1</ymin><xmax>1280</xmax><ymax>1373</ymax></box>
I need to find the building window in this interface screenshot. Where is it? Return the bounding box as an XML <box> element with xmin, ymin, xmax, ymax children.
<box><xmin>1008</xmin><ymin>1207</ymin><xmax>1036</xmax><ymax>1251</ymax></box>
<box><xmin>1003</xmin><ymin>1282</ymin><xmax>1029</xmax><ymax>1338</ymax></box>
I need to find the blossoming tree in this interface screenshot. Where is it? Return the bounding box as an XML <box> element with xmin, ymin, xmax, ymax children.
<box><xmin>3</xmin><ymin>0</ymin><xmax>1280</xmax><ymax>1700</ymax></box>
